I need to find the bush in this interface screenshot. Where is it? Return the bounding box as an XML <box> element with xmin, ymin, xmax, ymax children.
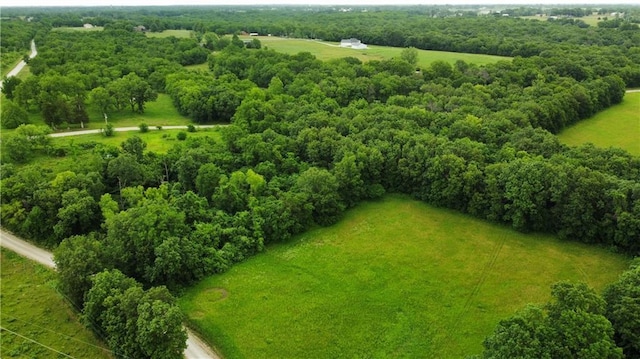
<box><xmin>187</xmin><ymin>124</ymin><xmax>196</xmax><ymax>132</ymax></box>
<box><xmin>103</xmin><ymin>123</ymin><xmax>115</xmax><ymax>137</ymax></box>
<box><xmin>78</xmin><ymin>141</ymin><xmax>99</xmax><ymax>150</ymax></box>
<box><xmin>139</xmin><ymin>123</ymin><xmax>149</xmax><ymax>133</ymax></box>
<box><xmin>45</xmin><ymin>145</ymin><xmax>67</xmax><ymax>157</ymax></box>
<box><xmin>156</xmin><ymin>125</ymin><xmax>163</xmax><ymax>130</ymax></box>
<box><xmin>176</xmin><ymin>131</ymin><xmax>187</xmax><ymax>141</ymax></box>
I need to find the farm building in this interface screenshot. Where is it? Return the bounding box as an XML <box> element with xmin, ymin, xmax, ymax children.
<box><xmin>340</xmin><ymin>38</ymin><xmax>368</xmax><ymax>49</ymax></box>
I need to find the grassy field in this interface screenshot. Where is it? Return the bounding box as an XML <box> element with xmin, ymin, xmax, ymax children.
<box><xmin>179</xmin><ymin>195</ymin><xmax>629</xmax><ymax>359</ymax></box>
<box><xmin>242</xmin><ymin>36</ymin><xmax>509</xmax><ymax>67</ymax></box>
<box><xmin>146</xmin><ymin>29</ymin><xmax>193</xmax><ymax>38</ymax></box>
<box><xmin>2</xmin><ymin>94</ymin><xmax>195</xmax><ymax>140</ymax></box>
<box><xmin>51</xmin><ymin>127</ymin><xmax>223</xmax><ymax>154</ymax></box>
<box><xmin>520</xmin><ymin>14</ymin><xmax>603</xmax><ymax>26</ymax></box>
<box><xmin>51</xmin><ymin>26</ymin><xmax>105</xmax><ymax>32</ymax></box>
<box><xmin>558</xmin><ymin>92</ymin><xmax>640</xmax><ymax>156</ymax></box>
<box><xmin>0</xmin><ymin>249</ymin><xmax>112</xmax><ymax>358</ymax></box>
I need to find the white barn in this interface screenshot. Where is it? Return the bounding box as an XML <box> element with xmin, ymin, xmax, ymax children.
<box><xmin>340</xmin><ymin>38</ymin><xmax>368</xmax><ymax>49</ymax></box>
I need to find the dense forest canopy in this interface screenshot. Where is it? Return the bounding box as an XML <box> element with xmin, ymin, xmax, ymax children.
<box><xmin>1</xmin><ymin>5</ymin><xmax>639</xmax><ymax>358</ymax></box>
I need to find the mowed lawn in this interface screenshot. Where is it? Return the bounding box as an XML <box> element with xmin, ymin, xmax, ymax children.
<box><xmin>0</xmin><ymin>249</ymin><xmax>112</xmax><ymax>359</ymax></box>
<box><xmin>179</xmin><ymin>195</ymin><xmax>629</xmax><ymax>359</ymax></box>
<box><xmin>242</xmin><ymin>36</ymin><xmax>509</xmax><ymax>67</ymax></box>
<box><xmin>558</xmin><ymin>92</ymin><xmax>640</xmax><ymax>156</ymax></box>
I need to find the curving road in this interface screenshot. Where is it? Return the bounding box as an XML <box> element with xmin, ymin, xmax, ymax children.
<box><xmin>0</xmin><ymin>228</ymin><xmax>221</xmax><ymax>359</ymax></box>
<box><xmin>0</xmin><ymin>39</ymin><xmax>37</xmax><ymax>90</ymax></box>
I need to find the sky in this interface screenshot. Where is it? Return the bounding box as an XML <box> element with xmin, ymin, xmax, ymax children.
<box><xmin>2</xmin><ymin>0</ymin><xmax>638</xmax><ymax>7</ymax></box>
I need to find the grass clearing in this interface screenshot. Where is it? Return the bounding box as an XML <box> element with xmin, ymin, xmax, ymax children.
<box><xmin>520</xmin><ymin>14</ymin><xmax>603</xmax><ymax>26</ymax></box>
<box><xmin>146</xmin><ymin>29</ymin><xmax>193</xmax><ymax>38</ymax></box>
<box><xmin>51</xmin><ymin>127</ymin><xmax>223</xmax><ymax>154</ymax></box>
<box><xmin>180</xmin><ymin>195</ymin><xmax>629</xmax><ymax>359</ymax></box>
<box><xmin>243</xmin><ymin>36</ymin><xmax>510</xmax><ymax>67</ymax></box>
<box><xmin>558</xmin><ymin>92</ymin><xmax>640</xmax><ymax>156</ymax></box>
<box><xmin>51</xmin><ymin>26</ymin><xmax>104</xmax><ymax>32</ymax></box>
<box><xmin>0</xmin><ymin>249</ymin><xmax>112</xmax><ymax>358</ymax></box>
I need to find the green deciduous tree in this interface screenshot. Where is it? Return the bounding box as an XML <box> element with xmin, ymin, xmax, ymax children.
<box><xmin>1</xmin><ymin>100</ymin><xmax>30</xmax><ymax>129</ymax></box>
<box><xmin>54</xmin><ymin>234</ymin><xmax>106</xmax><ymax>309</ymax></box>
<box><xmin>603</xmin><ymin>262</ymin><xmax>640</xmax><ymax>358</ymax></box>
<box><xmin>480</xmin><ymin>281</ymin><xmax>622</xmax><ymax>359</ymax></box>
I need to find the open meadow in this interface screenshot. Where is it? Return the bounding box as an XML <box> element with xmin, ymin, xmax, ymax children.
<box><xmin>146</xmin><ymin>29</ymin><xmax>193</xmax><ymax>38</ymax></box>
<box><xmin>179</xmin><ymin>195</ymin><xmax>629</xmax><ymax>359</ymax></box>
<box><xmin>241</xmin><ymin>36</ymin><xmax>510</xmax><ymax>67</ymax></box>
<box><xmin>0</xmin><ymin>249</ymin><xmax>112</xmax><ymax>359</ymax></box>
<box><xmin>558</xmin><ymin>91</ymin><xmax>640</xmax><ymax>156</ymax></box>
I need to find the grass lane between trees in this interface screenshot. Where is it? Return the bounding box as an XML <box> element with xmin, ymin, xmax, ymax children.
<box><xmin>179</xmin><ymin>195</ymin><xmax>629</xmax><ymax>359</ymax></box>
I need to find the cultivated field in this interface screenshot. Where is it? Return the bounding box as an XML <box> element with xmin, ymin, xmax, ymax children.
<box><xmin>0</xmin><ymin>249</ymin><xmax>112</xmax><ymax>359</ymax></box>
<box><xmin>242</xmin><ymin>36</ymin><xmax>510</xmax><ymax>67</ymax></box>
<box><xmin>558</xmin><ymin>92</ymin><xmax>640</xmax><ymax>156</ymax></box>
<box><xmin>180</xmin><ymin>195</ymin><xmax>629</xmax><ymax>359</ymax></box>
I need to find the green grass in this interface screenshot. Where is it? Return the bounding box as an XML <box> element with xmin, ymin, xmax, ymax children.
<box><xmin>558</xmin><ymin>92</ymin><xmax>640</xmax><ymax>156</ymax></box>
<box><xmin>520</xmin><ymin>14</ymin><xmax>602</xmax><ymax>26</ymax></box>
<box><xmin>243</xmin><ymin>36</ymin><xmax>510</xmax><ymax>67</ymax></box>
<box><xmin>85</xmin><ymin>94</ymin><xmax>193</xmax><ymax>128</ymax></box>
<box><xmin>51</xmin><ymin>127</ymin><xmax>223</xmax><ymax>154</ymax></box>
<box><xmin>1</xmin><ymin>52</ymin><xmax>24</xmax><ymax>78</ymax></box>
<box><xmin>0</xmin><ymin>249</ymin><xmax>112</xmax><ymax>359</ymax></box>
<box><xmin>180</xmin><ymin>195</ymin><xmax>629</xmax><ymax>359</ymax></box>
<box><xmin>1</xmin><ymin>94</ymin><xmax>195</xmax><ymax>140</ymax></box>
<box><xmin>146</xmin><ymin>29</ymin><xmax>193</xmax><ymax>38</ymax></box>
<box><xmin>51</xmin><ymin>26</ymin><xmax>104</xmax><ymax>32</ymax></box>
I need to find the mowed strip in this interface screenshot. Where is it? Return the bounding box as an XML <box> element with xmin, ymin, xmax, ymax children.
<box><xmin>179</xmin><ymin>195</ymin><xmax>628</xmax><ymax>359</ymax></box>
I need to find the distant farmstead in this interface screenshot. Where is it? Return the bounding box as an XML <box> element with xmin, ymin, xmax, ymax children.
<box><xmin>340</xmin><ymin>38</ymin><xmax>368</xmax><ymax>49</ymax></box>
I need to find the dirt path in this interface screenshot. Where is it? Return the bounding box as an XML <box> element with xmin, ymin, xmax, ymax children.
<box><xmin>0</xmin><ymin>228</ymin><xmax>221</xmax><ymax>359</ymax></box>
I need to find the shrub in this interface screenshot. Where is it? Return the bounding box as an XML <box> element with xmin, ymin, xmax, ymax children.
<box><xmin>187</xmin><ymin>124</ymin><xmax>196</xmax><ymax>132</ymax></box>
<box><xmin>139</xmin><ymin>123</ymin><xmax>149</xmax><ymax>133</ymax></box>
<box><xmin>156</xmin><ymin>125</ymin><xmax>163</xmax><ymax>130</ymax></box>
<box><xmin>176</xmin><ymin>131</ymin><xmax>187</xmax><ymax>141</ymax></box>
<box><xmin>103</xmin><ymin>123</ymin><xmax>115</xmax><ymax>137</ymax></box>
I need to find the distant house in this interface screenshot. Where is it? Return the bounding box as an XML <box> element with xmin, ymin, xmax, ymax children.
<box><xmin>249</xmin><ymin>32</ymin><xmax>259</xmax><ymax>36</ymax></box>
<box><xmin>134</xmin><ymin>25</ymin><xmax>146</xmax><ymax>32</ymax></box>
<box><xmin>83</xmin><ymin>23</ymin><xmax>94</xmax><ymax>28</ymax></box>
<box><xmin>340</xmin><ymin>38</ymin><xmax>368</xmax><ymax>49</ymax></box>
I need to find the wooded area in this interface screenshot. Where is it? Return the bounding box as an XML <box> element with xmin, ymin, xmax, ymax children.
<box><xmin>1</xmin><ymin>4</ymin><xmax>639</xmax><ymax>358</ymax></box>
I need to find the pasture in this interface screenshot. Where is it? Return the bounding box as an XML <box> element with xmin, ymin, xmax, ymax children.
<box><xmin>243</xmin><ymin>36</ymin><xmax>510</xmax><ymax>67</ymax></box>
<box><xmin>0</xmin><ymin>249</ymin><xmax>112</xmax><ymax>359</ymax></box>
<box><xmin>558</xmin><ymin>91</ymin><xmax>640</xmax><ymax>156</ymax></box>
<box><xmin>146</xmin><ymin>29</ymin><xmax>193</xmax><ymax>38</ymax></box>
<box><xmin>51</xmin><ymin>26</ymin><xmax>104</xmax><ymax>32</ymax></box>
<box><xmin>179</xmin><ymin>195</ymin><xmax>629</xmax><ymax>359</ymax></box>
<box><xmin>51</xmin><ymin>126</ymin><xmax>223</xmax><ymax>154</ymax></box>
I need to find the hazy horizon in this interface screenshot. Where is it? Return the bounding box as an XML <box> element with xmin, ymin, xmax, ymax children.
<box><xmin>2</xmin><ymin>0</ymin><xmax>638</xmax><ymax>7</ymax></box>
